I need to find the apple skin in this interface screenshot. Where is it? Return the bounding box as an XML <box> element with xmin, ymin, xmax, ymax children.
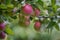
<box><xmin>22</xmin><ymin>4</ymin><xmax>33</xmax><ymax>15</ymax></box>
<box><xmin>0</xmin><ymin>22</ymin><xmax>5</xmax><ymax>31</ymax></box>
<box><xmin>34</xmin><ymin>21</ymin><xmax>41</xmax><ymax>31</ymax></box>
<box><xmin>0</xmin><ymin>32</ymin><xmax>5</xmax><ymax>39</ymax></box>
<box><xmin>34</xmin><ymin>8</ymin><xmax>40</xmax><ymax>17</ymax></box>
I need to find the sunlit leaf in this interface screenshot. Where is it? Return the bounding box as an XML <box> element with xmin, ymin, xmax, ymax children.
<box><xmin>51</xmin><ymin>0</ymin><xmax>56</xmax><ymax>6</ymax></box>
<box><xmin>5</xmin><ymin>25</ymin><xmax>14</xmax><ymax>35</ymax></box>
<box><xmin>52</xmin><ymin>5</ymin><xmax>57</xmax><ymax>13</ymax></box>
<box><xmin>51</xmin><ymin>0</ymin><xmax>57</xmax><ymax>13</ymax></box>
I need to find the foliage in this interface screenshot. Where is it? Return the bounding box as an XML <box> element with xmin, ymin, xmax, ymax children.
<box><xmin>0</xmin><ymin>0</ymin><xmax>60</xmax><ymax>40</ymax></box>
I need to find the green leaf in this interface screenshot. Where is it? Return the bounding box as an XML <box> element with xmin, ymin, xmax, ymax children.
<box><xmin>31</xmin><ymin>3</ymin><xmax>38</xmax><ymax>9</ymax></box>
<box><xmin>6</xmin><ymin>0</ymin><xmax>12</xmax><ymax>4</ymax></box>
<box><xmin>38</xmin><ymin>0</ymin><xmax>44</xmax><ymax>6</ymax></box>
<box><xmin>51</xmin><ymin>0</ymin><xmax>56</xmax><ymax>6</ymax></box>
<box><xmin>51</xmin><ymin>0</ymin><xmax>57</xmax><ymax>13</ymax></box>
<box><xmin>0</xmin><ymin>4</ymin><xmax>7</xmax><ymax>10</ymax></box>
<box><xmin>52</xmin><ymin>5</ymin><xmax>57</xmax><ymax>13</ymax></box>
<box><xmin>7</xmin><ymin>4</ymin><xmax>14</xmax><ymax>9</ymax></box>
<box><xmin>31</xmin><ymin>3</ymin><xmax>43</xmax><ymax>11</ymax></box>
<box><xmin>54</xmin><ymin>23</ymin><xmax>59</xmax><ymax>31</ymax></box>
<box><xmin>47</xmin><ymin>20</ymin><xmax>59</xmax><ymax>31</ymax></box>
<box><xmin>47</xmin><ymin>21</ymin><xmax>55</xmax><ymax>28</ymax></box>
<box><xmin>5</xmin><ymin>25</ymin><xmax>14</xmax><ymax>35</ymax></box>
<box><xmin>11</xmin><ymin>16</ymin><xmax>17</xmax><ymax>19</ymax></box>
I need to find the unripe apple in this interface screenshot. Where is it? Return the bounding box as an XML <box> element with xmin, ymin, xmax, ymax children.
<box><xmin>0</xmin><ymin>22</ymin><xmax>5</xmax><ymax>30</ymax></box>
<box><xmin>0</xmin><ymin>32</ymin><xmax>5</xmax><ymax>39</ymax></box>
<box><xmin>22</xmin><ymin>4</ymin><xmax>33</xmax><ymax>15</ymax></box>
<box><xmin>34</xmin><ymin>21</ymin><xmax>41</xmax><ymax>31</ymax></box>
<box><xmin>34</xmin><ymin>8</ymin><xmax>40</xmax><ymax>16</ymax></box>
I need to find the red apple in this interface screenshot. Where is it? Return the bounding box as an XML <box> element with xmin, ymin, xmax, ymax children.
<box><xmin>0</xmin><ymin>22</ymin><xmax>5</xmax><ymax>30</ymax></box>
<box><xmin>34</xmin><ymin>8</ymin><xmax>40</xmax><ymax>16</ymax></box>
<box><xmin>22</xmin><ymin>4</ymin><xmax>33</xmax><ymax>15</ymax></box>
<box><xmin>34</xmin><ymin>21</ymin><xmax>41</xmax><ymax>31</ymax></box>
<box><xmin>0</xmin><ymin>32</ymin><xmax>5</xmax><ymax>39</ymax></box>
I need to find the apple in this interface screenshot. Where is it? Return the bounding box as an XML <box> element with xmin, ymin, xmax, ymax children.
<box><xmin>34</xmin><ymin>8</ymin><xmax>40</xmax><ymax>16</ymax></box>
<box><xmin>34</xmin><ymin>21</ymin><xmax>41</xmax><ymax>31</ymax></box>
<box><xmin>0</xmin><ymin>22</ymin><xmax>5</xmax><ymax>30</ymax></box>
<box><xmin>22</xmin><ymin>4</ymin><xmax>33</xmax><ymax>15</ymax></box>
<box><xmin>0</xmin><ymin>32</ymin><xmax>5</xmax><ymax>39</ymax></box>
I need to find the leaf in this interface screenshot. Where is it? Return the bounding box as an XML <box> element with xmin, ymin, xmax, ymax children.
<box><xmin>52</xmin><ymin>5</ymin><xmax>57</xmax><ymax>13</ymax></box>
<box><xmin>47</xmin><ymin>20</ymin><xmax>59</xmax><ymax>31</ymax></box>
<box><xmin>38</xmin><ymin>0</ymin><xmax>44</xmax><ymax>6</ymax></box>
<box><xmin>11</xmin><ymin>16</ymin><xmax>17</xmax><ymax>19</ymax></box>
<box><xmin>5</xmin><ymin>25</ymin><xmax>14</xmax><ymax>35</ymax></box>
<box><xmin>7</xmin><ymin>4</ymin><xmax>14</xmax><ymax>9</ymax></box>
<box><xmin>51</xmin><ymin>0</ymin><xmax>56</xmax><ymax>6</ymax></box>
<box><xmin>0</xmin><ymin>4</ymin><xmax>7</xmax><ymax>10</ymax></box>
<box><xmin>5</xmin><ymin>0</ymin><xmax>12</xmax><ymax>4</ymax></box>
<box><xmin>54</xmin><ymin>23</ymin><xmax>59</xmax><ymax>31</ymax></box>
<box><xmin>31</xmin><ymin>3</ymin><xmax>44</xmax><ymax>11</ymax></box>
<box><xmin>51</xmin><ymin>0</ymin><xmax>57</xmax><ymax>13</ymax></box>
<box><xmin>31</xmin><ymin>3</ymin><xmax>38</xmax><ymax>9</ymax></box>
<box><xmin>47</xmin><ymin>21</ymin><xmax>56</xmax><ymax>28</ymax></box>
